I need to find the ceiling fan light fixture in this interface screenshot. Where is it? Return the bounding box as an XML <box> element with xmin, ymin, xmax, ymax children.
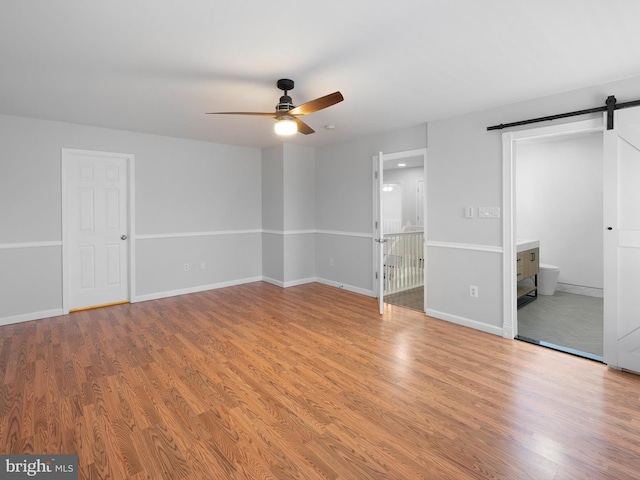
<box><xmin>274</xmin><ymin>116</ymin><xmax>297</xmax><ymax>136</ymax></box>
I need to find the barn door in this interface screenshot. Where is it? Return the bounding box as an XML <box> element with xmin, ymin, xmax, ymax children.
<box><xmin>604</xmin><ymin>107</ymin><xmax>640</xmax><ymax>373</ymax></box>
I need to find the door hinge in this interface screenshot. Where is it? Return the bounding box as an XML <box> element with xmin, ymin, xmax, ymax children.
<box><xmin>375</xmin><ymin>171</ymin><xmax>378</xmax><ymax>179</ymax></box>
<box><xmin>375</xmin><ymin>221</ymin><xmax>378</xmax><ymax>229</ymax></box>
<box><xmin>375</xmin><ymin>272</ymin><xmax>378</xmax><ymax>279</ymax></box>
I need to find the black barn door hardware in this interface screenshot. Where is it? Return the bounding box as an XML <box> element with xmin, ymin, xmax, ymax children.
<box><xmin>487</xmin><ymin>96</ymin><xmax>640</xmax><ymax>131</ymax></box>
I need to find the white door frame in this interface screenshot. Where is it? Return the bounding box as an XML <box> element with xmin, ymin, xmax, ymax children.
<box><xmin>372</xmin><ymin>148</ymin><xmax>427</xmax><ymax>313</ymax></box>
<box><xmin>501</xmin><ymin>118</ymin><xmax>603</xmax><ymax>339</ymax></box>
<box><xmin>61</xmin><ymin>148</ymin><xmax>136</xmax><ymax>314</ymax></box>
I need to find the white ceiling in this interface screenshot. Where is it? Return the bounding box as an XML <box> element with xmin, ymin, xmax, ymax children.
<box><xmin>1</xmin><ymin>0</ymin><xmax>639</xmax><ymax>149</ymax></box>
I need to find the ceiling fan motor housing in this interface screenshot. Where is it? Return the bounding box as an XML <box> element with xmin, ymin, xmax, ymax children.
<box><xmin>276</xmin><ymin>95</ymin><xmax>294</xmax><ymax>112</ymax></box>
<box><xmin>276</xmin><ymin>79</ymin><xmax>295</xmax><ymax>112</ymax></box>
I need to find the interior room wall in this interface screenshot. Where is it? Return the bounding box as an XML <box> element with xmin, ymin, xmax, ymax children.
<box><xmin>0</xmin><ymin>113</ymin><xmax>262</xmax><ymax>324</ymax></box>
<box><xmin>384</xmin><ymin>166</ymin><xmax>423</xmax><ymax>230</ymax></box>
<box><xmin>261</xmin><ymin>143</ymin><xmax>316</xmax><ymax>287</ymax></box>
<box><xmin>283</xmin><ymin>144</ymin><xmax>316</xmax><ymax>285</ymax></box>
<box><xmin>261</xmin><ymin>145</ymin><xmax>285</xmax><ymax>284</ymax></box>
<box><xmin>315</xmin><ymin>124</ymin><xmax>427</xmax><ymax>294</ymax></box>
<box><xmin>427</xmin><ymin>74</ymin><xmax>640</xmax><ymax>336</ymax></box>
<box><xmin>516</xmin><ymin>133</ymin><xmax>603</xmax><ymax>290</ymax></box>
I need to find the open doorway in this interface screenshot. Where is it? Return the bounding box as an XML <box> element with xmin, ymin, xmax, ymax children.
<box><xmin>383</xmin><ymin>155</ymin><xmax>425</xmax><ymax>311</ymax></box>
<box><xmin>514</xmin><ymin>131</ymin><xmax>604</xmax><ymax>361</ymax></box>
<box><xmin>373</xmin><ymin>148</ymin><xmax>427</xmax><ymax>313</ymax></box>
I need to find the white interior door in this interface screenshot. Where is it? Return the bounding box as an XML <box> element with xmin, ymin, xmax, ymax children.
<box><xmin>65</xmin><ymin>150</ymin><xmax>130</xmax><ymax>311</ymax></box>
<box><xmin>376</xmin><ymin>151</ymin><xmax>385</xmax><ymax>314</ymax></box>
<box><xmin>604</xmin><ymin>107</ymin><xmax>640</xmax><ymax>373</ymax></box>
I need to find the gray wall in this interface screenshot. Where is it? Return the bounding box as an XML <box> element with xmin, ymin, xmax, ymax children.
<box><xmin>0</xmin><ymin>113</ymin><xmax>262</xmax><ymax>323</ymax></box>
<box><xmin>315</xmin><ymin>124</ymin><xmax>427</xmax><ymax>294</ymax></box>
<box><xmin>426</xmin><ymin>74</ymin><xmax>640</xmax><ymax>334</ymax></box>
<box><xmin>261</xmin><ymin>145</ymin><xmax>284</xmax><ymax>283</ymax></box>
<box><xmin>261</xmin><ymin>143</ymin><xmax>316</xmax><ymax>286</ymax></box>
<box><xmin>283</xmin><ymin>144</ymin><xmax>316</xmax><ymax>284</ymax></box>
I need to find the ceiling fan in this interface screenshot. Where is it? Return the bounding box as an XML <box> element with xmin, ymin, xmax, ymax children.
<box><xmin>206</xmin><ymin>79</ymin><xmax>344</xmax><ymax>136</ymax></box>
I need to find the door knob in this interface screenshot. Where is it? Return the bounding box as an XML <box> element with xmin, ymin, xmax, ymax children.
<box><xmin>121</xmin><ymin>235</ymin><xmax>128</xmax><ymax>240</ymax></box>
<box><xmin>607</xmin><ymin>227</ymin><xmax>613</xmax><ymax>231</ymax></box>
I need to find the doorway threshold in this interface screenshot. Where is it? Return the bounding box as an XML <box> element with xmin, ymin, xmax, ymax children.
<box><xmin>515</xmin><ymin>335</ymin><xmax>604</xmax><ymax>363</ymax></box>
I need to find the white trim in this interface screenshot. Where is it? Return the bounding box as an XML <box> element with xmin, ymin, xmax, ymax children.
<box><xmin>316</xmin><ymin>229</ymin><xmax>373</xmax><ymax>238</ymax></box>
<box><xmin>509</xmin><ymin>118</ymin><xmax>603</xmax><ymax>141</ymax></box>
<box><xmin>315</xmin><ymin>277</ymin><xmax>374</xmax><ymax>297</ymax></box>
<box><xmin>0</xmin><ymin>309</ymin><xmax>64</xmax><ymax>327</ymax></box>
<box><xmin>426</xmin><ymin>308</ymin><xmax>503</xmax><ymax>337</ymax></box>
<box><xmin>503</xmin><ymin>132</ymin><xmax>517</xmax><ymax>339</ymax></box>
<box><xmin>262</xmin><ymin>276</ymin><xmax>285</xmax><ymax>288</ymax></box>
<box><xmin>555</xmin><ymin>283</ymin><xmax>604</xmax><ymax>298</ymax></box>
<box><xmin>0</xmin><ymin>241</ymin><xmax>62</xmax><ymax>250</ymax></box>
<box><xmin>501</xmin><ymin>117</ymin><xmax>604</xmax><ymax>340</ymax></box>
<box><xmin>137</xmin><ymin>229</ymin><xmax>262</xmax><ymax>240</ymax></box>
<box><xmin>134</xmin><ymin>276</ymin><xmax>373</xmax><ymax>303</ymax></box>
<box><xmin>427</xmin><ymin>241</ymin><xmax>503</xmax><ymax>253</ymax></box>
<box><xmin>61</xmin><ymin>148</ymin><xmax>136</xmax><ymax>314</ymax></box>
<box><xmin>137</xmin><ymin>229</ymin><xmax>365</xmax><ymax>239</ymax></box>
<box><xmin>380</xmin><ymin>148</ymin><xmax>426</xmax><ymax>162</ymax></box>
<box><xmin>133</xmin><ymin>276</ymin><xmax>263</xmax><ymax>303</ymax></box>
<box><xmin>262</xmin><ymin>276</ymin><xmax>317</xmax><ymax>288</ymax></box>
<box><xmin>262</xmin><ymin>229</ymin><xmax>316</xmax><ymax>236</ymax></box>
<box><xmin>283</xmin><ymin>277</ymin><xmax>316</xmax><ymax>288</ymax></box>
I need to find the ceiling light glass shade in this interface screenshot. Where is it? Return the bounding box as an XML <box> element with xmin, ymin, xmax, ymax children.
<box><xmin>274</xmin><ymin>116</ymin><xmax>298</xmax><ymax>136</ymax></box>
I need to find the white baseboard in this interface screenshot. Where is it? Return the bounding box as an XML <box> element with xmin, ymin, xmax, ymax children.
<box><xmin>0</xmin><ymin>308</ymin><xmax>65</xmax><ymax>327</ymax></box>
<box><xmin>555</xmin><ymin>282</ymin><xmax>604</xmax><ymax>298</ymax></box>
<box><xmin>425</xmin><ymin>308</ymin><xmax>503</xmax><ymax>337</ymax></box>
<box><xmin>262</xmin><ymin>276</ymin><xmax>284</xmax><ymax>288</ymax></box>
<box><xmin>283</xmin><ymin>277</ymin><xmax>316</xmax><ymax>288</ymax></box>
<box><xmin>133</xmin><ymin>276</ymin><xmax>264</xmax><ymax>303</ymax></box>
<box><xmin>0</xmin><ymin>278</ymin><xmax>374</xmax><ymax>326</ymax></box>
<box><xmin>314</xmin><ymin>278</ymin><xmax>374</xmax><ymax>297</ymax></box>
<box><xmin>264</xmin><ymin>276</ymin><xmax>374</xmax><ymax>297</ymax></box>
<box><xmin>263</xmin><ymin>276</ymin><xmax>323</xmax><ymax>288</ymax></box>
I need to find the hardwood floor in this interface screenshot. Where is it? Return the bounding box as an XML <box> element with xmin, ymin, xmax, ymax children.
<box><xmin>1</xmin><ymin>282</ymin><xmax>640</xmax><ymax>479</ymax></box>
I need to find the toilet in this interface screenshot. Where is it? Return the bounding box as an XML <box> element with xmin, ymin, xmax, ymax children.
<box><xmin>538</xmin><ymin>263</ymin><xmax>560</xmax><ymax>295</ymax></box>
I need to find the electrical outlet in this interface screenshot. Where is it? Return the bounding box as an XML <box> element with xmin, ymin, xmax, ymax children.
<box><xmin>470</xmin><ymin>285</ymin><xmax>479</xmax><ymax>298</ymax></box>
<box><xmin>183</xmin><ymin>263</ymin><xmax>189</xmax><ymax>271</ymax></box>
<box><xmin>200</xmin><ymin>261</ymin><xmax>206</xmax><ymax>270</ymax></box>
<box><xmin>478</xmin><ymin>207</ymin><xmax>501</xmax><ymax>219</ymax></box>
<box><xmin>329</xmin><ymin>258</ymin><xmax>334</xmax><ymax>266</ymax></box>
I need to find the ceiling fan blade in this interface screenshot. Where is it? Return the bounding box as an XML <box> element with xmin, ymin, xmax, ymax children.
<box><xmin>288</xmin><ymin>91</ymin><xmax>344</xmax><ymax>116</ymax></box>
<box><xmin>295</xmin><ymin>118</ymin><xmax>315</xmax><ymax>135</ymax></box>
<box><xmin>206</xmin><ymin>112</ymin><xmax>276</xmax><ymax>117</ymax></box>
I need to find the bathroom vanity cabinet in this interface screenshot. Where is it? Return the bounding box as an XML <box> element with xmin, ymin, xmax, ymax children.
<box><xmin>517</xmin><ymin>247</ymin><xmax>539</xmax><ymax>307</ymax></box>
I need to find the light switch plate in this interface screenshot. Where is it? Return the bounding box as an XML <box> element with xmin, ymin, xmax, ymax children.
<box><xmin>465</xmin><ymin>207</ymin><xmax>474</xmax><ymax>218</ymax></box>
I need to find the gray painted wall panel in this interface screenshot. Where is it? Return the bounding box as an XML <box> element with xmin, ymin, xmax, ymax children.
<box><xmin>0</xmin><ymin>247</ymin><xmax>62</xmax><ymax>317</ymax></box>
<box><xmin>136</xmin><ymin>234</ymin><xmax>261</xmax><ymax>295</ymax></box>
<box><xmin>284</xmin><ymin>234</ymin><xmax>315</xmax><ymax>283</ymax></box>
<box><xmin>0</xmin><ymin>114</ymin><xmax>262</xmax><ymax>319</ymax></box>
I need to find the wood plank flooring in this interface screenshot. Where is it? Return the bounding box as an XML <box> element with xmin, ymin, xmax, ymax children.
<box><xmin>1</xmin><ymin>282</ymin><xmax>640</xmax><ymax>479</ymax></box>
